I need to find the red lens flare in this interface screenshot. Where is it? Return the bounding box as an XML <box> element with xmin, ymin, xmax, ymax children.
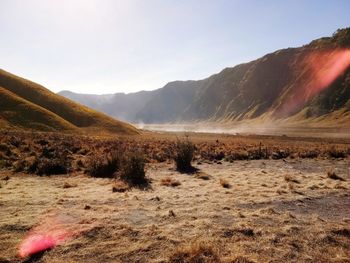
<box><xmin>18</xmin><ymin>214</ymin><xmax>81</xmax><ymax>258</ymax></box>
<box><xmin>278</xmin><ymin>49</ymin><xmax>350</xmax><ymax>116</ymax></box>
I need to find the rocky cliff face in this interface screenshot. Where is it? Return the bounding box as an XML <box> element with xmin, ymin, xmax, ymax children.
<box><xmin>59</xmin><ymin>28</ymin><xmax>350</xmax><ymax>126</ymax></box>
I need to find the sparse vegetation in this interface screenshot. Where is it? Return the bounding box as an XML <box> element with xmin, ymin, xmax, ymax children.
<box><xmin>0</xmin><ymin>131</ymin><xmax>348</xmax><ymax>176</ymax></box>
<box><xmin>168</xmin><ymin>241</ymin><xmax>220</xmax><ymax>263</ymax></box>
<box><xmin>284</xmin><ymin>174</ymin><xmax>300</xmax><ymax>184</ymax></box>
<box><xmin>161</xmin><ymin>177</ymin><xmax>181</xmax><ymax>187</ymax></box>
<box><xmin>88</xmin><ymin>152</ymin><xmax>121</xmax><ymax>178</ymax></box>
<box><xmin>35</xmin><ymin>157</ymin><xmax>70</xmax><ymax>176</ymax></box>
<box><xmin>0</xmin><ymin>130</ymin><xmax>349</xmax><ymax>262</ymax></box>
<box><xmin>327</xmin><ymin>171</ymin><xmax>345</xmax><ymax>181</ymax></box>
<box><xmin>219</xmin><ymin>178</ymin><xmax>231</xmax><ymax>188</ymax></box>
<box><xmin>327</xmin><ymin>147</ymin><xmax>347</xmax><ymax>158</ymax></box>
<box><xmin>118</xmin><ymin>151</ymin><xmax>148</xmax><ymax>186</ymax></box>
<box><xmin>112</xmin><ymin>180</ymin><xmax>130</xmax><ymax>192</ymax></box>
<box><xmin>196</xmin><ymin>172</ymin><xmax>211</xmax><ymax>180</ymax></box>
<box><xmin>173</xmin><ymin>138</ymin><xmax>196</xmax><ymax>173</ymax></box>
<box><xmin>88</xmin><ymin>148</ymin><xmax>148</xmax><ymax>187</ymax></box>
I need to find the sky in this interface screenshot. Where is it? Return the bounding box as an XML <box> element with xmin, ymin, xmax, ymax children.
<box><xmin>1</xmin><ymin>0</ymin><xmax>350</xmax><ymax>94</ymax></box>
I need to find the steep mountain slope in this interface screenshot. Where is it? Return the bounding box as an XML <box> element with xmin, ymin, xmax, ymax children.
<box><xmin>134</xmin><ymin>81</ymin><xmax>199</xmax><ymax>123</ymax></box>
<box><xmin>0</xmin><ymin>69</ymin><xmax>139</xmax><ymax>134</ymax></box>
<box><xmin>59</xmin><ymin>28</ymin><xmax>350</xmax><ymax>126</ymax></box>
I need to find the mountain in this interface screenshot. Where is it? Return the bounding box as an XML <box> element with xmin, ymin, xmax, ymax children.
<box><xmin>58</xmin><ymin>90</ymin><xmax>154</xmax><ymax>122</ymax></box>
<box><xmin>59</xmin><ymin>28</ymin><xmax>350</xmax><ymax>127</ymax></box>
<box><xmin>0</xmin><ymin>69</ymin><xmax>139</xmax><ymax>134</ymax></box>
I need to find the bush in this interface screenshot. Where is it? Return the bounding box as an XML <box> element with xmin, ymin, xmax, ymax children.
<box><xmin>299</xmin><ymin>150</ymin><xmax>319</xmax><ymax>159</ymax></box>
<box><xmin>118</xmin><ymin>151</ymin><xmax>147</xmax><ymax>186</ymax></box>
<box><xmin>173</xmin><ymin>139</ymin><xmax>195</xmax><ymax>173</ymax></box>
<box><xmin>36</xmin><ymin>157</ymin><xmax>69</xmax><ymax>176</ymax></box>
<box><xmin>88</xmin><ymin>151</ymin><xmax>121</xmax><ymax>178</ymax></box>
<box><xmin>327</xmin><ymin>147</ymin><xmax>347</xmax><ymax>158</ymax></box>
<box><xmin>88</xmin><ymin>149</ymin><xmax>148</xmax><ymax>187</ymax></box>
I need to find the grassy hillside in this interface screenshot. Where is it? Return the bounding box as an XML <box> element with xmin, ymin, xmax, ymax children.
<box><xmin>0</xmin><ymin>69</ymin><xmax>139</xmax><ymax>134</ymax></box>
<box><xmin>0</xmin><ymin>87</ymin><xmax>76</xmax><ymax>132</ymax></box>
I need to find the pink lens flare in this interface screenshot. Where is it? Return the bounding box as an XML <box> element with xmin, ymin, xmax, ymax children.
<box><xmin>18</xmin><ymin>214</ymin><xmax>79</xmax><ymax>259</ymax></box>
<box><xmin>277</xmin><ymin>48</ymin><xmax>350</xmax><ymax>116</ymax></box>
<box><xmin>19</xmin><ymin>234</ymin><xmax>57</xmax><ymax>258</ymax></box>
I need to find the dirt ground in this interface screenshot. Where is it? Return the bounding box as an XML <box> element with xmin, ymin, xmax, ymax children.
<box><xmin>1</xmin><ymin>156</ymin><xmax>349</xmax><ymax>262</ymax></box>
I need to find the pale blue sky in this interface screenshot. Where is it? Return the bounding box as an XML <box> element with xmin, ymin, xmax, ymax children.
<box><xmin>1</xmin><ymin>0</ymin><xmax>349</xmax><ymax>94</ymax></box>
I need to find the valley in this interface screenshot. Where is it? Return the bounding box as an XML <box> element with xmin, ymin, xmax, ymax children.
<box><xmin>0</xmin><ymin>130</ymin><xmax>349</xmax><ymax>262</ymax></box>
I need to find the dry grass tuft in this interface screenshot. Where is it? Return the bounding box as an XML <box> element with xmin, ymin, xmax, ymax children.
<box><xmin>284</xmin><ymin>174</ymin><xmax>300</xmax><ymax>184</ymax></box>
<box><xmin>161</xmin><ymin>177</ymin><xmax>181</xmax><ymax>187</ymax></box>
<box><xmin>169</xmin><ymin>241</ymin><xmax>220</xmax><ymax>263</ymax></box>
<box><xmin>62</xmin><ymin>182</ymin><xmax>77</xmax><ymax>188</ymax></box>
<box><xmin>219</xmin><ymin>178</ymin><xmax>231</xmax><ymax>188</ymax></box>
<box><xmin>112</xmin><ymin>180</ymin><xmax>130</xmax><ymax>192</ymax></box>
<box><xmin>223</xmin><ymin>256</ymin><xmax>256</xmax><ymax>263</ymax></box>
<box><xmin>196</xmin><ymin>172</ymin><xmax>211</xmax><ymax>180</ymax></box>
<box><xmin>327</xmin><ymin>171</ymin><xmax>345</xmax><ymax>181</ymax></box>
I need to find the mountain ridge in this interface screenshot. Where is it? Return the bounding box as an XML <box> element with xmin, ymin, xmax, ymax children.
<box><xmin>59</xmin><ymin>28</ymin><xmax>350</xmax><ymax>127</ymax></box>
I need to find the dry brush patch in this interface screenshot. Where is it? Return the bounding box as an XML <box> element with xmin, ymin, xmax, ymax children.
<box><xmin>161</xmin><ymin>177</ymin><xmax>181</xmax><ymax>187</ymax></box>
<box><xmin>0</xmin><ymin>131</ymin><xmax>349</xmax><ymax>176</ymax></box>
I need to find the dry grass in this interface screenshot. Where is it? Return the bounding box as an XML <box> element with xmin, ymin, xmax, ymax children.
<box><xmin>219</xmin><ymin>178</ymin><xmax>231</xmax><ymax>188</ymax></box>
<box><xmin>195</xmin><ymin>172</ymin><xmax>211</xmax><ymax>180</ymax></box>
<box><xmin>112</xmin><ymin>180</ymin><xmax>130</xmax><ymax>192</ymax></box>
<box><xmin>327</xmin><ymin>170</ymin><xmax>345</xmax><ymax>181</ymax></box>
<box><xmin>0</xmin><ymin>130</ymin><xmax>349</xmax><ymax>262</ymax></box>
<box><xmin>168</xmin><ymin>241</ymin><xmax>220</xmax><ymax>263</ymax></box>
<box><xmin>284</xmin><ymin>174</ymin><xmax>301</xmax><ymax>184</ymax></box>
<box><xmin>0</xmin><ymin>69</ymin><xmax>139</xmax><ymax>135</ymax></box>
<box><xmin>62</xmin><ymin>182</ymin><xmax>77</xmax><ymax>189</ymax></box>
<box><xmin>0</xmin><ymin>130</ymin><xmax>349</xmax><ymax>177</ymax></box>
<box><xmin>160</xmin><ymin>177</ymin><xmax>181</xmax><ymax>187</ymax></box>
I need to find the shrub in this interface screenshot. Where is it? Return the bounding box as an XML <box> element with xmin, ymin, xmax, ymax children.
<box><xmin>327</xmin><ymin>147</ymin><xmax>347</xmax><ymax>158</ymax></box>
<box><xmin>118</xmin><ymin>151</ymin><xmax>147</xmax><ymax>186</ymax></box>
<box><xmin>0</xmin><ymin>143</ymin><xmax>11</xmax><ymax>156</ymax></box>
<box><xmin>299</xmin><ymin>150</ymin><xmax>319</xmax><ymax>158</ymax></box>
<box><xmin>226</xmin><ymin>151</ymin><xmax>249</xmax><ymax>161</ymax></box>
<box><xmin>173</xmin><ymin>139</ymin><xmax>195</xmax><ymax>173</ymax></box>
<box><xmin>36</xmin><ymin>157</ymin><xmax>69</xmax><ymax>176</ymax></box>
<box><xmin>88</xmin><ymin>151</ymin><xmax>121</xmax><ymax>178</ymax></box>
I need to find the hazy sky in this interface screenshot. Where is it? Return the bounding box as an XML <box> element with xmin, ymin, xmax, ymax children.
<box><xmin>1</xmin><ymin>0</ymin><xmax>349</xmax><ymax>94</ymax></box>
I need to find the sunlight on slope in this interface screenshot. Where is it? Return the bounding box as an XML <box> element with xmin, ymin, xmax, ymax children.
<box><xmin>280</xmin><ymin>49</ymin><xmax>350</xmax><ymax>116</ymax></box>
